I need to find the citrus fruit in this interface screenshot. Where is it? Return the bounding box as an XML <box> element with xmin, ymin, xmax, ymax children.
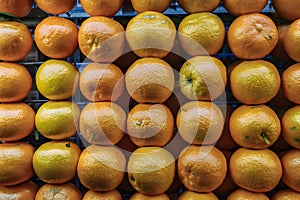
<box><xmin>272</xmin><ymin>189</ymin><xmax>300</xmax><ymax>200</ymax></box>
<box><xmin>79</xmin><ymin>0</ymin><xmax>123</xmax><ymax>17</ymax></box>
<box><xmin>178</xmin><ymin>190</ymin><xmax>218</xmax><ymax>200</ymax></box>
<box><xmin>227</xmin><ymin>188</ymin><xmax>269</xmax><ymax>200</ymax></box>
<box><xmin>0</xmin><ymin>102</ymin><xmax>35</xmax><ymax>141</ymax></box>
<box><xmin>35</xmin><ymin>183</ymin><xmax>82</xmax><ymax>200</ymax></box>
<box><xmin>229</xmin><ymin>104</ymin><xmax>281</xmax><ymax>149</ymax></box>
<box><xmin>0</xmin><ymin>142</ymin><xmax>34</xmax><ymax>186</ymax></box>
<box><xmin>0</xmin><ymin>62</ymin><xmax>32</xmax><ymax>102</ymax></box>
<box><xmin>0</xmin><ymin>181</ymin><xmax>38</xmax><ymax>200</ymax></box>
<box><xmin>33</xmin><ymin>141</ymin><xmax>81</xmax><ymax>184</ymax></box>
<box><xmin>282</xmin><ymin>63</ymin><xmax>300</xmax><ymax>104</ymax></box>
<box><xmin>227</xmin><ymin>13</ymin><xmax>278</xmax><ymax>60</ymax></box>
<box><xmin>229</xmin><ymin>148</ymin><xmax>282</xmax><ymax>192</ymax></box>
<box><xmin>77</xmin><ymin>145</ymin><xmax>126</xmax><ymax>192</ymax></box>
<box><xmin>130</xmin><ymin>0</ymin><xmax>172</xmax><ymax>13</ymax></box>
<box><xmin>79</xmin><ymin>63</ymin><xmax>124</xmax><ymax>102</ymax></box>
<box><xmin>281</xmin><ymin>149</ymin><xmax>300</xmax><ymax>192</ymax></box>
<box><xmin>178</xmin><ymin>12</ymin><xmax>225</xmax><ymax>56</ymax></box>
<box><xmin>0</xmin><ymin>0</ymin><xmax>33</xmax><ymax>18</ymax></box>
<box><xmin>283</xmin><ymin>19</ymin><xmax>300</xmax><ymax>62</ymax></box>
<box><xmin>177</xmin><ymin>0</ymin><xmax>221</xmax><ymax>13</ymax></box>
<box><xmin>83</xmin><ymin>189</ymin><xmax>122</xmax><ymax>200</ymax></box>
<box><xmin>179</xmin><ymin>56</ymin><xmax>227</xmax><ymax>101</ymax></box>
<box><xmin>126</xmin><ymin>11</ymin><xmax>176</xmax><ymax>58</ymax></box>
<box><xmin>130</xmin><ymin>192</ymin><xmax>170</xmax><ymax>200</ymax></box>
<box><xmin>271</xmin><ymin>23</ymin><xmax>291</xmax><ymax>61</ymax></box>
<box><xmin>178</xmin><ymin>145</ymin><xmax>227</xmax><ymax>193</ymax></box>
<box><xmin>34</xmin><ymin>16</ymin><xmax>78</xmax><ymax>59</ymax></box>
<box><xmin>176</xmin><ymin>101</ymin><xmax>224</xmax><ymax>145</ymax></box>
<box><xmin>35</xmin><ymin>0</ymin><xmax>76</xmax><ymax>14</ymax></box>
<box><xmin>128</xmin><ymin>147</ymin><xmax>175</xmax><ymax>195</ymax></box>
<box><xmin>272</xmin><ymin>0</ymin><xmax>300</xmax><ymax>21</ymax></box>
<box><xmin>0</xmin><ymin>21</ymin><xmax>33</xmax><ymax>61</ymax></box>
<box><xmin>127</xmin><ymin>103</ymin><xmax>174</xmax><ymax>147</ymax></box>
<box><xmin>223</xmin><ymin>0</ymin><xmax>268</xmax><ymax>16</ymax></box>
<box><xmin>281</xmin><ymin>105</ymin><xmax>300</xmax><ymax>149</ymax></box>
<box><xmin>125</xmin><ymin>57</ymin><xmax>174</xmax><ymax>103</ymax></box>
<box><xmin>35</xmin><ymin>59</ymin><xmax>79</xmax><ymax>100</ymax></box>
<box><xmin>79</xmin><ymin>102</ymin><xmax>126</xmax><ymax>145</ymax></box>
<box><xmin>230</xmin><ymin>60</ymin><xmax>281</xmax><ymax>104</ymax></box>
<box><xmin>35</xmin><ymin>101</ymin><xmax>81</xmax><ymax>140</ymax></box>
<box><xmin>78</xmin><ymin>16</ymin><xmax>125</xmax><ymax>63</ymax></box>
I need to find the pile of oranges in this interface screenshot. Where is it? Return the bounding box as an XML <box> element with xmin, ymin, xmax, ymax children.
<box><xmin>1</xmin><ymin>0</ymin><xmax>300</xmax><ymax>199</ymax></box>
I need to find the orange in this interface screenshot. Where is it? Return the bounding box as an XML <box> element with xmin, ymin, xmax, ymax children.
<box><xmin>77</xmin><ymin>145</ymin><xmax>126</xmax><ymax>191</ymax></box>
<box><xmin>0</xmin><ymin>142</ymin><xmax>34</xmax><ymax>186</ymax></box>
<box><xmin>230</xmin><ymin>60</ymin><xmax>281</xmax><ymax>105</ymax></box>
<box><xmin>83</xmin><ymin>189</ymin><xmax>122</xmax><ymax>200</ymax></box>
<box><xmin>35</xmin><ymin>183</ymin><xmax>82</xmax><ymax>200</ymax></box>
<box><xmin>0</xmin><ymin>103</ymin><xmax>35</xmax><ymax>141</ymax></box>
<box><xmin>35</xmin><ymin>101</ymin><xmax>80</xmax><ymax>140</ymax></box>
<box><xmin>272</xmin><ymin>189</ymin><xmax>300</xmax><ymax>200</ymax></box>
<box><xmin>282</xmin><ymin>63</ymin><xmax>300</xmax><ymax>104</ymax></box>
<box><xmin>34</xmin><ymin>16</ymin><xmax>78</xmax><ymax>59</ymax></box>
<box><xmin>227</xmin><ymin>188</ymin><xmax>269</xmax><ymax>200</ymax></box>
<box><xmin>0</xmin><ymin>181</ymin><xmax>38</xmax><ymax>200</ymax></box>
<box><xmin>0</xmin><ymin>62</ymin><xmax>32</xmax><ymax>102</ymax></box>
<box><xmin>78</xmin><ymin>16</ymin><xmax>125</xmax><ymax>63</ymax></box>
<box><xmin>178</xmin><ymin>190</ymin><xmax>218</xmax><ymax>200</ymax></box>
<box><xmin>0</xmin><ymin>21</ymin><xmax>33</xmax><ymax>61</ymax></box>
<box><xmin>178</xmin><ymin>12</ymin><xmax>225</xmax><ymax>56</ymax></box>
<box><xmin>35</xmin><ymin>59</ymin><xmax>79</xmax><ymax>100</ymax></box>
<box><xmin>79</xmin><ymin>63</ymin><xmax>124</xmax><ymax>102</ymax></box>
<box><xmin>33</xmin><ymin>141</ymin><xmax>81</xmax><ymax>184</ymax></box>
<box><xmin>230</xmin><ymin>148</ymin><xmax>282</xmax><ymax>192</ymax></box>
<box><xmin>271</xmin><ymin>23</ymin><xmax>292</xmax><ymax>61</ymax></box>
<box><xmin>229</xmin><ymin>104</ymin><xmax>281</xmax><ymax>149</ymax></box>
<box><xmin>223</xmin><ymin>0</ymin><xmax>268</xmax><ymax>16</ymax></box>
<box><xmin>179</xmin><ymin>56</ymin><xmax>227</xmax><ymax>101</ymax></box>
<box><xmin>125</xmin><ymin>57</ymin><xmax>174</xmax><ymax>103</ymax></box>
<box><xmin>177</xmin><ymin>145</ymin><xmax>227</xmax><ymax>192</ymax></box>
<box><xmin>282</xmin><ymin>105</ymin><xmax>300</xmax><ymax>149</ymax></box>
<box><xmin>177</xmin><ymin>0</ymin><xmax>221</xmax><ymax>13</ymax></box>
<box><xmin>176</xmin><ymin>101</ymin><xmax>224</xmax><ymax>145</ymax></box>
<box><xmin>35</xmin><ymin>0</ymin><xmax>76</xmax><ymax>14</ymax></box>
<box><xmin>79</xmin><ymin>102</ymin><xmax>126</xmax><ymax>145</ymax></box>
<box><xmin>126</xmin><ymin>11</ymin><xmax>176</xmax><ymax>58</ymax></box>
<box><xmin>272</xmin><ymin>0</ymin><xmax>300</xmax><ymax>21</ymax></box>
<box><xmin>227</xmin><ymin>13</ymin><xmax>278</xmax><ymax>60</ymax></box>
<box><xmin>283</xmin><ymin>19</ymin><xmax>300</xmax><ymax>62</ymax></box>
<box><xmin>130</xmin><ymin>192</ymin><xmax>170</xmax><ymax>200</ymax></box>
<box><xmin>127</xmin><ymin>103</ymin><xmax>174</xmax><ymax>147</ymax></box>
<box><xmin>281</xmin><ymin>149</ymin><xmax>300</xmax><ymax>192</ymax></box>
<box><xmin>0</xmin><ymin>0</ymin><xmax>33</xmax><ymax>18</ymax></box>
<box><xmin>79</xmin><ymin>0</ymin><xmax>123</xmax><ymax>17</ymax></box>
<box><xmin>128</xmin><ymin>147</ymin><xmax>175</xmax><ymax>195</ymax></box>
<box><xmin>130</xmin><ymin>0</ymin><xmax>172</xmax><ymax>13</ymax></box>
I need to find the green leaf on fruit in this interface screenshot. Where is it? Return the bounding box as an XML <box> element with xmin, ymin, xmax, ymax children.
<box><xmin>290</xmin><ymin>126</ymin><xmax>297</xmax><ymax>131</ymax></box>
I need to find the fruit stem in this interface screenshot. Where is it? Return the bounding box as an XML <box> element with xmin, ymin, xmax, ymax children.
<box><xmin>261</xmin><ymin>132</ymin><xmax>270</xmax><ymax>144</ymax></box>
<box><xmin>34</xmin><ymin>130</ymin><xmax>39</xmax><ymax>141</ymax></box>
<box><xmin>66</xmin><ymin>140</ymin><xmax>71</xmax><ymax>147</ymax></box>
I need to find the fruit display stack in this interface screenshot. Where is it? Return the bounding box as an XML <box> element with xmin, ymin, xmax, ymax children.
<box><xmin>1</xmin><ymin>0</ymin><xmax>300</xmax><ymax>199</ymax></box>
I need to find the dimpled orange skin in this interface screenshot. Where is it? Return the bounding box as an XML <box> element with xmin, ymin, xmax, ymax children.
<box><xmin>0</xmin><ymin>0</ymin><xmax>33</xmax><ymax>18</ymax></box>
<box><xmin>281</xmin><ymin>149</ymin><xmax>300</xmax><ymax>192</ymax></box>
<box><xmin>227</xmin><ymin>188</ymin><xmax>269</xmax><ymax>200</ymax></box>
<box><xmin>0</xmin><ymin>181</ymin><xmax>38</xmax><ymax>200</ymax></box>
<box><xmin>35</xmin><ymin>183</ymin><xmax>82</xmax><ymax>200</ymax></box>
<box><xmin>177</xmin><ymin>0</ymin><xmax>221</xmax><ymax>13</ymax></box>
<box><xmin>130</xmin><ymin>192</ymin><xmax>170</xmax><ymax>200</ymax></box>
<box><xmin>80</xmin><ymin>0</ymin><xmax>123</xmax><ymax>17</ymax></box>
<box><xmin>0</xmin><ymin>21</ymin><xmax>33</xmax><ymax>62</ymax></box>
<box><xmin>282</xmin><ymin>63</ymin><xmax>300</xmax><ymax>104</ymax></box>
<box><xmin>281</xmin><ymin>106</ymin><xmax>300</xmax><ymax>149</ymax></box>
<box><xmin>227</xmin><ymin>13</ymin><xmax>278</xmax><ymax>60</ymax></box>
<box><xmin>177</xmin><ymin>145</ymin><xmax>227</xmax><ymax>193</ymax></box>
<box><xmin>230</xmin><ymin>148</ymin><xmax>282</xmax><ymax>192</ymax></box>
<box><xmin>35</xmin><ymin>0</ymin><xmax>76</xmax><ymax>14</ymax></box>
<box><xmin>83</xmin><ymin>189</ymin><xmax>122</xmax><ymax>200</ymax></box>
<box><xmin>0</xmin><ymin>143</ymin><xmax>34</xmax><ymax>186</ymax></box>
<box><xmin>34</xmin><ymin>16</ymin><xmax>78</xmax><ymax>59</ymax></box>
<box><xmin>222</xmin><ymin>0</ymin><xmax>268</xmax><ymax>16</ymax></box>
<box><xmin>283</xmin><ymin>19</ymin><xmax>300</xmax><ymax>62</ymax></box>
<box><xmin>78</xmin><ymin>16</ymin><xmax>125</xmax><ymax>63</ymax></box>
<box><xmin>272</xmin><ymin>189</ymin><xmax>300</xmax><ymax>200</ymax></box>
<box><xmin>0</xmin><ymin>62</ymin><xmax>32</xmax><ymax>102</ymax></box>
<box><xmin>178</xmin><ymin>190</ymin><xmax>219</xmax><ymax>200</ymax></box>
<box><xmin>272</xmin><ymin>0</ymin><xmax>300</xmax><ymax>21</ymax></box>
<box><xmin>0</xmin><ymin>103</ymin><xmax>35</xmax><ymax>141</ymax></box>
<box><xmin>130</xmin><ymin>0</ymin><xmax>172</xmax><ymax>13</ymax></box>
